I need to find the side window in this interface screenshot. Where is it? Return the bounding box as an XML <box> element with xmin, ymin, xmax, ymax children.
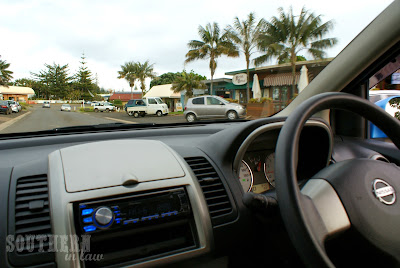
<box><xmin>127</xmin><ymin>100</ymin><xmax>133</xmax><ymax>105</ymax></box>
<box><xmin>148</xmin><ymin>99</ymin><xmax>157</xmax><ymax>104</ymax></box>
<box><xmin>207</xmin><ymin>97</ymin><xmax>221</xmax><ymax>105</ymax></box>
<box><xmin>192</xmin><ymin>98</ymin><xmax>204</xmax><ymax>105</ymax></box>
<box><xmin>368</xmin><ymin>54</ymin><xmax>400</xmax><ymax>139</ymax></box>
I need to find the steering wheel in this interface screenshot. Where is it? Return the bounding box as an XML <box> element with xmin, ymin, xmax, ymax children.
<box><xmin>275</xmin><ymin>92</ymin><xmax>400</xmax><ymax>267</ymax></box>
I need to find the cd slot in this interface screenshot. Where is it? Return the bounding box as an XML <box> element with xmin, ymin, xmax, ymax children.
<box><xmin>82</xmin><ymin>219</ymin><xmax>198</xmax><ymax>267</ymax></box>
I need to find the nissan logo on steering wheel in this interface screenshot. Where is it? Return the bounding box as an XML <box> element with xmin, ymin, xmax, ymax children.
<box><xmin>372</xmin><ymin>179</ymin><xmax>396</xmax><ymax>205</ymax></box>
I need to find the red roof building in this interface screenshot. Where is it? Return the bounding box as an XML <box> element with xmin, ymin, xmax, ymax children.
<box><xmin>110</xmin><ymin>92</ymin><xmax>142</xmax><ymax>103</ymax></box>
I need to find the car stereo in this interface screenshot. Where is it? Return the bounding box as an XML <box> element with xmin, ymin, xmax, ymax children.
<box><xmin>76</xmin><ymin>187</ymin><xmax>191</xmax><ymax>234</ymax></box>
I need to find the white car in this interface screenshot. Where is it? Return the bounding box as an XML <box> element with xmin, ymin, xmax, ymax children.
<box><xmin>60</xmin><ymin>104</ymin><xmax>71</xmax><ymax>112</ymax></box>
<box><xmin>93</xmin><ymin>102</ymin><xmax>116</xmax><ymax>112</ymax></box>
<box><xmin>7</xmin><ymin>101</ymin><xmax>22</xmax><ymax>113</ymax></box>
<box><xmin>42</xmin><ymin>101</ymin><xmax>50</xmax><ymax>108</ymax></box>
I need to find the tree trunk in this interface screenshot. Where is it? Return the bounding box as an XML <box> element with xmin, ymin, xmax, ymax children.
<box><xmin>291</xmin><ymin>49</ymin><xmax>296</xmax><ymax>98</ymax></box>
<box><xmin>131</xmin><ymin>86</ymin><xmax>133</xmax><ymax>100</ymax></box>
<box><xmin>210</xmin><ymin>72</ymin><xmax>214</xmax><ymax>95</ymax></box>
<box><xmin>246</xmin><ymin>54</ymin><xmax>250</xmax><ymax>103</ymax></box>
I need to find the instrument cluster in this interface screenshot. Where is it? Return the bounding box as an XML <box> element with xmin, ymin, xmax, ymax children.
<box><xmin>239</xmin><ymin>150</ymin><xmax>276</xmax><ymax>193</ymax></box>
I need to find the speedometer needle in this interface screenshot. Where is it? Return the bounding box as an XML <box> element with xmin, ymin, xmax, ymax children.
<box><xmin>257</xmin><ymin>161</ymin><xmax>262</xmax><ymax>172</ymax></box>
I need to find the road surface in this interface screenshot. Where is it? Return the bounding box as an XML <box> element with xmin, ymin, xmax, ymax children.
<box><xmin>0</xmin><ymin>104</ymin><xmax>186</xmax><ymax>134</ymax></box>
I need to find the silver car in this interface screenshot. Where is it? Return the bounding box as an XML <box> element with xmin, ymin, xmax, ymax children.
<box><xmin>184</xmin><ymin>95</ymin><xmax>246</xmax><ymax>122</ymax></box>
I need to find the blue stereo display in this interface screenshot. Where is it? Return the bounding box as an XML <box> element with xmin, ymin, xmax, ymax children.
<box><xmin>77</xmin><ymin>188</ymin><xmax>190</xmax><ymax>234</ymax></box>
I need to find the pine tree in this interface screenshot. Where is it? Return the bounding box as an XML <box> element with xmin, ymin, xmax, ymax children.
<box><xmin>75</xmin><ymin>53</ymin><xmax>95</xmax><ymax>99</ymax></box>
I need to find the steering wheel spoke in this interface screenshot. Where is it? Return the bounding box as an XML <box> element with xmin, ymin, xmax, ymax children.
<box><xmin>301</xmin><ymin>179</ymin><xmax>351</xmax><ymax>240</ymax></box>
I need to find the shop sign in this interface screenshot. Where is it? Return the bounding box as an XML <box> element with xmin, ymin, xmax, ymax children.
<box><xmin>232</xmin><ymin>73</ymin><xmax>247</xmax><ymax>85</ymax></box>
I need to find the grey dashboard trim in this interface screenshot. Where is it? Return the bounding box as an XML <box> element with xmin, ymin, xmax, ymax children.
<box><xmin>48</xmin><ymin>139</ymin><xmax>213</xmax><ymax>268</ymax></box>
<box><xmin>60</xmin><ymin>140</ymin><xmax>185</xmax><ymax>192</ymax></box>
<box><xmin>233</xmin><ymin>120</ymin><xmax>333</xmax><ymax>178</ymax></box>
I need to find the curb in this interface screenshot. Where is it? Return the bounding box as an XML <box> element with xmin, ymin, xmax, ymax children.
<box><xmin>0</xmin><ymin>111</ymin><xmax>32</xmax><ymax>132</ymax></box>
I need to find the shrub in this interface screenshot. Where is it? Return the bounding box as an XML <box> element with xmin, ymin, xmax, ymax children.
<box><xmin>389</xmin><ymin>97</ymin><xmax>400</xmax><ymax>120</ymax></box>
<box><xmin>225</xmin><ymin>98</ymin><xmax>238</xmax><ymax>103</ymax></box>
<box><xmin>79</xmin><ymin>107</ymin><xmax>94</xmax><ymax>112</ymax></box>
<box><xmin>249</xmin><ymin>98</ymin><xmax>272</xmax><ymax>103</ymax></box>
<box><xmin>20</xmin><ymin>103</ymin><xmax>31</xmax><ymax>110</ymax></box>
<box><xmin>260</xmin><ymin>97</ymin><xmax>272</xmax><ymax>103</ymax></box>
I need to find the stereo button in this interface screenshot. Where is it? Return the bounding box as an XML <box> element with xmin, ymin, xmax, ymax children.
<box><xmin>95</xmin><ymin>207</ymin><xmax>113</xmax><ymax>226</ymax></box>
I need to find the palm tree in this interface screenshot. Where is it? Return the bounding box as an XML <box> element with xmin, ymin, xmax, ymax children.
<box><xmin>117</xmin><ymin>61</ymin><xmax>137</xmax><ymax>99</ymax></box>
<box><xmin>255</xmin><ymin>6</ymin><xmax>337</xmax><ymax>94</ymax></box>
<box><xmin>134</xmin><ymin>61</ymin><xmax>157</xmax><ymax>98</ymax></box>
<box><xmin>0</xmin><ymin>56</ymin><xmax>14</xmax><ymax>86</ymax></box>
<box><xmin>185</xmin><ymin>22</ymin><xmax>238</xmax><ymax>93</ymax></box>
<box><xmin>226</xmin><ymin>13</ymin><xmax>266</xmax><ymax>103</ymax></box>
<box><xmin>172</xmin><ymin>70</ymin><xmax>206</xmax><ymax>104</ymax></box>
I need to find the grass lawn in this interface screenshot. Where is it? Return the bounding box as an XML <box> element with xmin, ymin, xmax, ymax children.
<box><xmin>169</xmin><ymin>111</ymin><xmax>184</xmax><ymax>115</ymax></box>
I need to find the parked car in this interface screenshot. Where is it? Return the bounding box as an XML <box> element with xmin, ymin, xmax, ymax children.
<box><xmin>126</xmin><ymin>97</ymin><xmax>169</xmax><ymax>117</ymax></box>
<box><xmin>93</xmin><ymin>102</ymin><xmax>116</xmax><ymax>112</ymax></box>
<box><xmin>125</xmin><ymin>99</ymin><xmax>147</xmax><ymax>117</ymax></box>
<box><xmin>369</xmin><ymin>90</ymin><xmax>400</xmax><ymax>103</ymax></box>
<box><xmin>7</xmin><ymin>100</ymin><xmax>22</xmax><ymax>113</ymax></box>
<box><xmin>369</xmin><ymin>90</ymin><xmax>400</xmax><ymax>138</ymax></box>
<box><xmin>143</xmin><ymin>97</ymin><xmax>169</xmax><ymax>116</ymax></box>
<box><xmin>42</xmin><ymin>101</ymin><xmax>50</xmax><ymax>108</ymax></box>
<box><xmin>184</xmin><ymin>95</ymin><xmax>246</xmax><ymax>122</ymax></box>
<box><xmin>0</xmin><ymin>100</ymin><xmax>12</xmax><ymax>115</ymax></box>
<box><xmin>60</xmin><ymin>104</ymin><xmax>72</xmax><ymax>112</ymax></box>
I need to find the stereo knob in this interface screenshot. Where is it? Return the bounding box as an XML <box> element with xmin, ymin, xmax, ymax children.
<box><xmin>94</xmin><ymin>207</ymin><xmax>114</xmax><ymax>226</ymax></box>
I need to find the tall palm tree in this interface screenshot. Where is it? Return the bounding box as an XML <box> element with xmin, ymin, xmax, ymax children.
<box><xmin>0</xmin><ymin>56</ymin><xmax>14</xmax><ymax>86</ymax></box>
<box><xmin>135</xmin><ymin>61</ymin><xmax>157</xmax><ymax>98</ymax></box>
<box><xmin>172</xmin><ymin>70</ymin><xmax>206</xmax><ymax>104</ymax></box>
<box><xmin>117</xmin><ymin>61</ymin><xmax>137</xmax><ymax>99</ymax></box>
<box><xmin>185</xmin><ymin>22</ymin><xmax>238</xmax><ymax>93</ymax></box>
<box><xmin>255</xmin><ymin>6</ymin><xmax>337</xmax><ymax>94</ymax></box>
<box><xmin>226</xmin><ymin>13</ymin><xmax>266</xmax><ymax>103</ymax></box>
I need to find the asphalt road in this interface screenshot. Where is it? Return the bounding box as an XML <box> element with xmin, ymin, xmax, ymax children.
<box><xmin>0</xmin><ymin>104</ymin><xmax>186</xmax><ymax>134</ymax></box>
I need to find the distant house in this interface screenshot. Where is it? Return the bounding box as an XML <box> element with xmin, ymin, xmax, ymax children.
<box><xmin>144</xmin><ymin>84</ymin><xmax>181</xmax><ymax>112</ymax></box>
<box><xmin>0</xmin><ymin>86</ymin><xmax>35</xmax><ymax>102</ymax></box>
<box><xmin>109</xmin><ymin>92</ymin><xmax>142</xmax><ymax>105</ymax></box>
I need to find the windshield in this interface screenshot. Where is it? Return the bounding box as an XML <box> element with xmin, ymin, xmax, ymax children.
<box><xmin>155</xmin><ymin>98</ymin><xmax>164</xmax><ymax>104</ymax></box>
<box><xmin>0</xmin><ymin>0</ymin><xmax>392</xmax><ymax>135</ymax></box>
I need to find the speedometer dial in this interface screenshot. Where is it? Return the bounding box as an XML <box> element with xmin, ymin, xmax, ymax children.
<box><xmin>239</xmin><ymin>160</ymin><xmax>253</xmax><ymax>192</ymax></box>
<box><xmin>264</xmin><ymin>153</ymin><xmax>276</xmax><ymax>187</ymax></box>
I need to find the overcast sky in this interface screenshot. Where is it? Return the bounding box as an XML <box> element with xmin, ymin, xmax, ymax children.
<box><xmin>0</xmin><ymin>0</ymin><xmax>393</xmax><ymax>92</ymax></box>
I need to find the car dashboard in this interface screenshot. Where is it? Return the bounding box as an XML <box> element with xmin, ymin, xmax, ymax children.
<box><xmin>0</xmin><ymin>117</ymin><xmax>398</xmax><ymax>268</ymax></box>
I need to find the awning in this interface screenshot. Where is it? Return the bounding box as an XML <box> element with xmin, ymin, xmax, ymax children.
<box><xmin>144</xmin><ymin>84</ymin><xmax>181</xmax><ymax>98</ymax></box>
<box><xmin>0</xmin><ymin>86</ymin><xmax>35</xmax><ymax>95</ymax></box>
<box><xmin>225</xmin><ymin>80</ymin><xmax>263</xmax><ymax>90</ymax></box>
<box><xmin>263</xmin><ymin>73</ymin><xmax>300</xmax><ymax>87</ymax></box>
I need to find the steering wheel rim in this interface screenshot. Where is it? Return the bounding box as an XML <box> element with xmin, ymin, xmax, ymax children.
<box><xmin>275</xmin><ymin>92</ymin><xmax>400</xmax><ymax>267</ymax></box>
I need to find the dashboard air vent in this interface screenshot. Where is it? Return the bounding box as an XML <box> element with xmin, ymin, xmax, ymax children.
<box><xmin>14</xmin><ymin>176</ymin><xmax>52</xmax><ymax>254</ymax></box>
<box><xmin>185</xmin><ymin>157</ymin><xmax>232</xmax><ymax>221</ymax></box>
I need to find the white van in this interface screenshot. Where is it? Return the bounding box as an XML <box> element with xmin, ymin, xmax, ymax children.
<box><xmin>143</xmin><ymin>97</ymin><xmax>169</xmax><ymax>116</ymax></box>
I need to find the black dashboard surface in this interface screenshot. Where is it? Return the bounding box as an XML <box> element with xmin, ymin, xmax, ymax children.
<box><xmin>1</xmin><ymin>118</ymin><xmax>398</xmax><ymax>268</ymax></box>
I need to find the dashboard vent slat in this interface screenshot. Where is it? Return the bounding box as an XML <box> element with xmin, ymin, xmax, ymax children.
<box><xmin>13</xmin><ymin>176</ymin><xmax>53</xmax><ymax>255</ymax></box>
<box><xmin>185</xmin><ymin>157</ymin><xmax>232</xmax><ymax>223</ymax></box>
